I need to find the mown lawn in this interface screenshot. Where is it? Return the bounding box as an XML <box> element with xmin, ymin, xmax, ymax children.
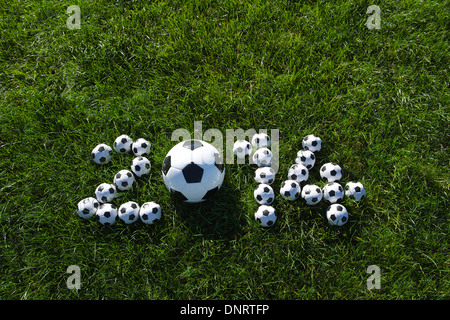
<box><xmin>0</xmin><ymin>0</ymin><xmax>448</xmax><ymax>299</ymax></box>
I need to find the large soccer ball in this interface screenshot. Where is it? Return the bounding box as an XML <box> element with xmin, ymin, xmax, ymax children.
<box><xmin>253</xmin><ymin>184</ymin><xmax>275</xmax><ymax>205</ymax></box>
<box><xmin>326</xmin><ymin>204</ymin><xmax>349</xmax><ymax>226</ymax></box>
<box><xmin>345</xmin><ymin>181</ymin><xmax>366</xmax><ymax>201</ymax></box>
<box><xmin>320</xmin><ymin>162</ymin><xmax>342</xmax><ymax>182</ymax></box>
<box><xmin>162</xmin><ymin>139</ymin><xmax>225</xmax><ymax>203</ymax></box>
<box><xmin>254</xmin><ymin>205</ymin><xmax>277</xmax><ymax>228</ymax></box>
<box><xmin>91</xmin><ymin>144</ymin><xmax>113</xmax><ymax>165</ymax></box>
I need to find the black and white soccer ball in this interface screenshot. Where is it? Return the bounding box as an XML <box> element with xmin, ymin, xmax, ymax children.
<box><xmin>91</xmin><ymin>144</ymin><xmax>113</xmax><ymax>165</ymax></box>
<box><xmin>96</xmin><ymin>203</ymin><xmax>118</xmax><ymax>226</ymax></box>
<box><xmin>302</xmin><ymin>134</ymin><xmax>322</xmax><ymax>152</ymax></box>
<box><xmin>280</xmin><ymin>180</ymin><xmax>301</xmax><ymax>201</ymax></box>
<box><xmin>233</xmin><ymin>140</ymin><xmax>252</xmax><ymax>159</ymax></box>
<box><xmin>131</xmin><ymin>156</ymin><xmax>151</xmax><ymax>177</ymax></box>
<box><xmin>162</xmin><ymin>139</ymin><xmax>225</xmax><ymax>203</ymax></box>
<box><xmin>254</xmin><ymin>167</ymin><xmax>276</xmax><ymax>185</ymax></box>
<box><xmin>301</xmin><ymin>184</ymin><xmax>323</xmax><ymax>205</ymax></box>
<box><xmin>322</xmin><ymin>182</ymin><xmax>344</xmax><ymax>204</ymax></box>
<box><xmin>113</xmin><ymin>134</ymin><xmax>133</xmax><ymax>154</ymax></box>
<box><xmin>326</xmin><ymin>204</ymin><xmax>349</xmax><ymax>226</ymax></box>
<box><xmin>287</xmin><ymin>163</ymin><xmax>309</xmax><ymax>184</ymax></box>
<box><xmin>320</xmin><ymin>162</ymin><xmax>342</xmax><ymax>182</ymax></box>
<box><xmin>95</xmin><ymin>183</ymin><xmax>117</xmax><ymax>203</ymax></box>
<box><xmin>139</xmin><ymin>202</ymin><xmax>161</xmax><ymax>225</ymax></box>
<box><xmin>252</xmin><ymin>147</ymin><xmax>273</xmax><ymax>167</ymax></box>
<box><xmin>113</xmin><ymin>169</ymin><xmax>135</xmax><ymax>191</ymax></box>
<box><xmin>295</xmin><ymin>150</ymin><xmax>316</xmax><ymax>169</ymax></box>
<box><xmin>118</xmin><ymin>201</ymin><xmax>140</xmax><ymax>224</ymax></box>
<box><xmin>345</xmin><ymin>181</ymin><xmax>366</xmax><ymax>201</ymax></box>
<box><xmin>254</xmin><ymin>205</ymin><xmax>277</xmax><ymax>228</ymax></box>
<box><xmin>132</xmin><ymin>138</ymin><xmax>151</xmax><ymax>157</ymax></box>
<box><xmin>251</xmin><ymin>133</ymin><xmax>271</xmax><ymax>149</ymax></box>
<box><xmin>254</xmin><ymin>184</ymin><xmax>275</xmax><ymax>205</ymax></box>
<box><xmin>76</xmin><ymin>197</ymin><xmax>99</xmax><ymax>219</ymax></box>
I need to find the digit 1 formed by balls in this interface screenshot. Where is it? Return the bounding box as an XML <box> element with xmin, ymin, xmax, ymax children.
<box><xmin>96</xmin><ymin>203</ymin><xmax>118</xmax><ymax>226</ymax></box>
<box><xmin>251</xmin><ymin>133</ymin><xmax>271</xmax><ymax>149</ymax></box>
<box><xmin>254</xmin><ymin>167</ymin><xmax>276</xmax><ymax>185</ymax></box>
<box><xmin>91</xmin><ymin>143</ymin><xmax>113</xmax><ymax>165</ymax></box>
<box><xmin>252</xmin><ymin>147</ymin><xmax>273</xmax><ymax>167</ymax></box>
<box><xmin>254</xmin><ymin>205</ymin><xmax>277</xmax><ymax>228</ymax></box>
<box><xmin>139</xmin><ymin>202</ymin><xmax>161</xmax><ymax>225</ymax></box>
<box><xmin>233</xmin><ymin>140</ymin><xmax>252</xmax><ymax>159</ymax></box>
<box><xmin>76</xmin><ymin>197</ymin><xmax>99</xmax><ymax>219</ymax></box>
<box><xmin>326</xmin><ymin>204</ymin><xmax>349</xmax><ymax>226</ymax></box>
<box><xmin>253</xmin><ymin>184</ymin><xmax>275</xmax><ymax>205</ymax></box>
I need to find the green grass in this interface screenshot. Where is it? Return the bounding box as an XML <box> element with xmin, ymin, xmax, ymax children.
<box><xmin>0</xmin><ymin>0</ymin><xmax>448</xmax><ymax>299</ymax></box>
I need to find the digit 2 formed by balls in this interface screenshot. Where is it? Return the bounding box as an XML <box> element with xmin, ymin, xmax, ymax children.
<box><xmin>91</xmin><ymin>144</ymin><xmax>113</xmax><ymax>165</ymax></box>
<box><xmin>162</xmin><ymin>139</ymin><xmax>225</xmax><ymax>203</ymax></box>
<box><xmin>139</xmin><ymin>202</ymin><xmax>161</xmax><ymax>225</ymax></box>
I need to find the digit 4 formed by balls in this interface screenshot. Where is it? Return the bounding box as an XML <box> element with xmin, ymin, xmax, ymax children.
<box><xmin>254</xmin><ymin>205</ymin><xmax>277</xmax><ymax>228</ymax></box>
<box><xmin>320</xmin><ymin>162</ymin><xmax>342</xmax><ymax>182</ymax></box>
<box><xmin>301</xmin><ymin>184</ymin><xmax>323</xmax><ymax>205</ymax></box>
<box><xmin>95</xmin><ymin>183</ymin><xmax>117</xmax><ymax>203</ymax></box>
<box><xmin>322</xmin><ymin>182</ymin><xmax>344</xmax><ymax>204</ymax></box>
<box><xmin>254</xmin><ymin>184</ymin><xmax>275</xmax><ymax>205</ymax></box>
<box><xmin>77</xmin><ymin>197</ymin><xmax>99</xmax><ymax>219</ymax></box>
<box><xmin>280</xmin><ymin>180</ymin><xmax>301</xmax><ymax>201</ymax></box>
<box><xmin>295</xmin><ymin>150</ymin><xmax>316</xmax><ymax>169</ymax></box>
<box><xmin>302</xmin><ymin>134</ymin><xmax>322</xmax><ymax>152</ymax></box>
<box><xmin>326</xmin><ymin>204</ymin><xmax>349</xmax><ymax>226</ymax></box>
<box><xmin>91</xmin><ymin>143</ymin><xmax>113</xmax><ymax>165</ymax></box>
<box><xmin>139</xmin><ymin>202</ymin><xmax>161</xmax><ymax>225</ymax></box>
<box><xmin>287</xmin><ymin>163</ymin><xmax>309</xmax><ymax>184</ymax></box>
<box><xmin>345</xmin><ymin>181</ymin><xmax>366</xmax><ymax>201</ymax></box>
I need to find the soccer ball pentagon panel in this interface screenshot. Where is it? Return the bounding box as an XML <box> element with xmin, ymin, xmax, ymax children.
<box><xmin>91</xmin><ymin>144</ymin><xmax>113</xmax><ymax>165</ymax></box>
<box><xmin>295</xmin><ymin>150</ymin><xmax>316</xmax><ymax>169</ymax></box>
<box><xmin>301</xmin><ymin>184</ymin><xmax>323</xmax><ymax>205</ymax></box>
<box><xmin>132</xmin><ymin>138</ymin><xmax>151</xmax><ymax>157</ymax></box>
<box><xmin>320</xmin><ymin>162</ymin><xmax>342</xmax><ymax>182</ymax></box>
<box><xmin>113</xmin><ymin>169</ymin><xmax>135</xmax><ymax>191</ymax></box>
<box><xmin>326</xmin><ymin>204</ymin><xmax>349</xmax><ymax>226</ymax></box>
<box><xmin>254</xmin><ymin>184</ymin><xmax>275</xmax><ymax>205</ymax></box>
<box><xmin>95</xmin><ymin>183</ymin><xmax>117</xmax><ymax>203</ymax></box>
<box><xmin>254</xmin><ymin>167</ymin><xmax>276</xmax><ymax>185</ymax></box>
<box><xmin>113</xmin><ymin>134</ymin><xmax>133</xmax><ymax>154</ymax></box>
<box><xmin>96</xmin><ymin>203</ymin><xmax>118</xmax><ymax>226</ymax></box>
<box><xmin>287</xmin><ymin>164</ymin><xmax>309</xmax><ymax>184</ymax></box>
<box><xmin>233</xmin><ymin>140</ymin><xmax>252</xmax><ymax>159</ymax></box>
<box><xmin>254</xmin><ymin>205</ymin><xmax>277</xmax><ymax>228</ymax></box>
<box><xmin>302</xmin><ymin>134</ymin><xmax>322</xmax><ymax>152</ymax></box>
<box><xmin>139</xmin><ymin>202</ymin><xmax>161</xmax><ymax>225</ymax></box>
<box><xmin>118</xmin><ymin>201</ymin><xmax>140</xmax><ymax>224</ymax></box>
<box><xmin>162</xmin><ymin>139</ymin><xmax>225</xmax><ymax>203</ymax></box>
<box><xmin>251</xmin><ymin>133</ymin><xmax>271</xmax><ymax>149</ymax></box>
<box><xmin>252</xmin><ymin>147</ymin><xmax>273</xmax><ymax>167</ymax></box>
<box><xmin>76</xmin><ymin>197</ymin><xmax>99</xmax><ymax>219</ymax></box>
<box><xmin>345</xmin><ymin>181</ymin><xmax>366</xmax><ymax>201</ymax></box>
<box><xmin>280</xmin><ymin>180</ymin><xmax>301</xmax><ymax>201</ymax></box>
<box><xmin>322</xmin><ymin>182</ymin><xmax>344</xmax><ymax>204</ymax></box>
<box><xmin>131</xmin><ymin>156</ymin><xmax>151</xmax><ymax>177</ymax></box>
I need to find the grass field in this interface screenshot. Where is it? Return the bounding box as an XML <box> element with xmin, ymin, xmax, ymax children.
<box><xmin>0</xmin><ymin>0</ymin><xmax>448</xmax><ymax>300</ymax></box>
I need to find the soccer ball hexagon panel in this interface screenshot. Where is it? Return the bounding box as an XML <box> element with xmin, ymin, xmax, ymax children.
<box><xmin>162</xmin><ymin>139</ymin><xmax>225</xmax><ymax>203</ymax></box>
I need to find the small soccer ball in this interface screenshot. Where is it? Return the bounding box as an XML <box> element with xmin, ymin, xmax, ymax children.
<box><xmin>254</xmin><ymin>167</ymin><xmax>276</xmax><ymax>185</ymax></box>
<box><xmin>97</xmin><ymin>203</ymin><xmax>118</xmax><ymax>226</ymax></box>
<box><xmin>139</xmin><ymin>202</ymin><xmax>161</xmax><ymax>225</ymax></box>
<box><xmin>254</xmin><ymin>184</ymin><xmax>275</xmax><ymax>205</ymax></box>
<box><xmin>287</xmin><ymin>164</ymin><xmax>309</xmax><ymax>184</ymax></box>
<box><xmin>254</xmin><ymin>205</ymin><xmax>277</xmax><ymax>228</ymax></box>
<box><xmin>295</xmin><ymin>150</ymin><xmax>316</xmax><ymax>169</ymax></box>
<box><xmin>322</xmin><ymin>182</ymin><xmax>344</xmax><ymax>204</ymax></box>
<box><xmin>280</xmin><ymin>180</ymin><xmax>301</xmax><ymax>201</ymax></box>
<box><xmin>132</xmin><ymin>138</ymin><xmax>151</xmax><ymax>157</ymax></box>
<box><xmin>233</xmin><ymin>140</ymin><xmax>252</xmax><ymax>159</ymax></box>
<box><xmin>91</xmin><ymin>144</ymin><xmax>113</xmax><ymax>165</ymax></box>
<box><xmin>95</xmin><ymin>183</ymin><xmax>117</xmax><ymax>203</ymax></box>
<box><xmin>301</xmin><ymin>184</ymin><xmax>323</xmax><ymax>205</ymax></box>
<box><xmin>320</xmin><ymin>162</ymin><xmax>342</xmax><ymax>182</ymax></box>
<box><xmin>113</xmin><ymin>169</ymin><xmax>135</xmax><ymax>191</ymax></box>
<box><xmin>252</xmin><ymin>147</ymin><xmax>273</xmax><ymax>167</ymax></box>
<box><xmin>345</xmin><ymin>181</ymin><xmax>366</xmax><ymax>201</ymax></box>
<box><xmin>118</xmin><ymin>201</ymin><xmax>140</xmax><ymax>224</ymax></box>
<box><xmin>76</xmin><ymin>197</ymin><xmax>99</xmax><ymax>219</ymax></box>
<box><xmin>131</xmin><ymin>156</ymin><xmax>151</xmax><ymax>177</ymax></box>
<box><xmin>326</xmin><ymin>204</ymin><xmax>349</xmax><ymax>226</ymax></box>
<box><xmin>302</xmin><ymin>134</ymin><xmax>322</xmax><ymax>152</ymax></box>
<box><xmin>113</xmin><ymin>134</ymin><xmax>133</xmax><ymax>154</ymax></box>
<box><xmin>251</xmin><ymin>133</ymin><xmax>271</xmax><ymax>149</ymax></box>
